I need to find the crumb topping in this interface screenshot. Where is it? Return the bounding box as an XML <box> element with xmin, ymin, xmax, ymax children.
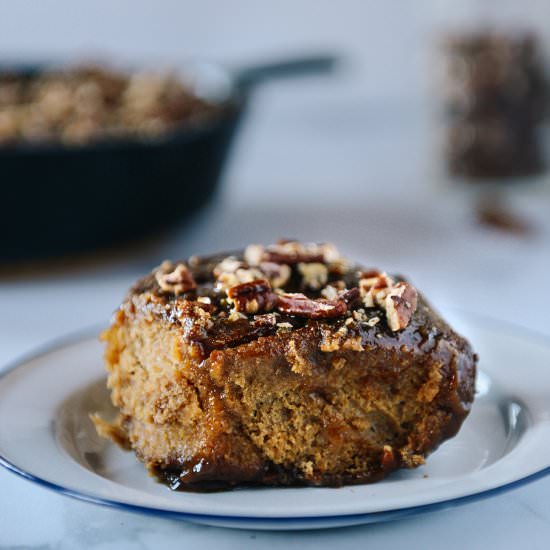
<box><xmin>0</xmin><ymin>65</ymin><xmax>219</xmax><ymax>146</ymax></box>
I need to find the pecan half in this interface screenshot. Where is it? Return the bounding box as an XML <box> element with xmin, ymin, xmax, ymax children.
<box><xmin>265</xmin><ymin>246</ymin><xmax>324</xmax><ymax>265</ymax></box>
<box><xmin>269</xmin><ymin>241</ymin><xmax>335</xmax><ymax>264</ymax></box>
<box><xmin>155</xmin><ymin>263</ymin><xmax>196</xmax><ymax>294</ymax></box>
<box><xmin>385</xmin><ymin>282</ymin><xmax>418</xmax><ymax>331</ymax></box>
<box><xmin>227</xmin><ymin>279</ymin><xmax>277</xmax><ymax>314</ymax></box>
<box><xmin>277</xmin><ymin>292</ymin><xmax>347</xmax><ymax>319</ymax></box>
<box><xmin>245</xmin><ymin>240</ymin><xmax>344</xmax><ymax>267</ymax></box>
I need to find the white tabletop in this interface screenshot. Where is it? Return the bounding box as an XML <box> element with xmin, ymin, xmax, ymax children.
<box><xmin>1</xmin><ymin>3</ymin><xmax>550</xmax><ymax>547</ymax></box>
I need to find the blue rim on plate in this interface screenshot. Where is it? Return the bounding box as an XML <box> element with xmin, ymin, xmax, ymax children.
<box><xmin>1</xmin><ymin>311</ymin><xmax>550</xmax><ymax>527</ymax></box>
<box><xmin>1</xmin><ymin>449</ymin><xmax>550</xmax><ymax>526</ymax></box>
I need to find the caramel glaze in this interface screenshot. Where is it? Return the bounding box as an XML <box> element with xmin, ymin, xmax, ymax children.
<box><xmin>130</xmin><ymin>251</ymin><xmax>390</xmax><ymax>356</ymax></box>
<box><xmin>115</xmin><ymin>251</ymin><xmax>477</xmax><ymax>490</ymax></box>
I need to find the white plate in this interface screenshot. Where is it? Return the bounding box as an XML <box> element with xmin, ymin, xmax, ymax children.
<box><xmin>1</xmin><ymin>310</ymin><xmax>549</xmax><ymax>530</ymax></box>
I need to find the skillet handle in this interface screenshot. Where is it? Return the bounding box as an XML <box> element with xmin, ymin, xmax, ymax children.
<box><xmin>234</xmin><ymin>54</ymin><xmax>338</xmax><ymax>92</ymax></box>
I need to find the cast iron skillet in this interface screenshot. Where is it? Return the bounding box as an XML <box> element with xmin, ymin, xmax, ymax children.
<box><xmin>0</xmin><ymin>55</ymin><xmax>336</xmax><ymax>262</ymax></box>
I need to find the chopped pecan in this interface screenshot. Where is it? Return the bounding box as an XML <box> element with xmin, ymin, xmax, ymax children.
<box><xmin>244</xmin><ymin>244</ymin><xmax>265</xmax><ymax>267</ymax></box>
<box><xmin>321</xmin><ymin>284</ymin><xmax>339</xmax><ymax>300</ymax></box>
<box><xmin>385</xmin><ymin>282</ymin><xmax>418</xmax><ymax>331</ymax></box>
<box><xmin>216</xmin><ymin>253</ymin><xmax>291</xmax><ymax>290</ymax></box>
<box><xmin>188</xmin><ymin>255</ymin><xmax>200</xmax><ymax>268</ymax></box>
<box><xmin>259</xmin><ymin>261</ymin><xmax>291</xmax><ymax>289</ymax></box>
<box><xmin>338</xmin><ymin>287</ymin><xmax>360</xmax><ymax>306</ymax></box>
<box><xmin>228</xmin><ymin>310</ymin><xmax>247</xmax><ymax>322</ymax></box>
<box><xmin>214</xmin><ymin>254</ymin><xmax>275</xmax><ymax>291</ymax></box>
<box><xmin>298</xmin><ymin>262</ymin><xmax>328</xmax><ymax>290</ymax></box>
<box><xmin>320</xmin><ymin>242</ymin><xmax>341</xmax><ymax>263</ymax></box>
<box><xmin>359</xmin><ymin>272</ymin><xmax>394</xmax><ymax>308</ymax></box>
<box><xmin>352</xmin><ymin>308</ymin><xmax>368</xmax><ymax>322</ymax></box>
<box><xmin>155</xmin><ymin>263</ymin><xmax>196</xmax><ymax>294</ymax></box>
<box><xmin>319</xmin><ymin>324</ymin><xmax>364</xmax><ymax>352</ymax></box>
<box><xmin>249</xmin><ymin>313</ymin><xmax>280</xmax><ymax>332</ymax></box>
<box><xmin>169</xmin><ymin>299</ymin><xmax>213</xmax><ymax>337</ymax></box>
<box><xmin>277</xmin><ymin>292</ymin><xmax>347</xmax><ymax>319</ymax></box>
<box><xmin>321</xmin><ymin>280</ymin><xmax>346</xmax><ymax>300</ymax></box>
<box><xmin>216</xmin><ymin>267</ymin><xmax>265</xmax><ymax>291</ymax></box>
<box><xmin>213</xmin><ymin>256</ymin><xmax>244</xmax><ymax>277</ymax></box>
<box><xmin>327</xmin><ymin>256</ymin><xmax>350</xmax><ymax>275</ymax></box>
<box><xmin>227</xmin><ymin>279</ymin><xmax>277</xmax><ymax>314</ymax></box>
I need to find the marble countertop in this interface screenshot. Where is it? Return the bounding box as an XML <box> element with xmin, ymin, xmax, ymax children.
<box><xmin>2</xmin><ymin>194</ymin><xmax>550</xmax><ymax>549</ymax></box>
<box><xmin>2</xmin><ymin>193</ymin><xmax>550</xmax><ymax>549</ymax></box>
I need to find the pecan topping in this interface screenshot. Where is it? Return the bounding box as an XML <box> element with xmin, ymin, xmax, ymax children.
<box><xmin>298</xmin><ymin>262</ymin><xmax>328</xmax><ymax>290</ymax></box>
<box><xmin>253</xmin><ymin>312</ymin><xmax>278</xmax><ymax>326</ymax></box>
<box><xmin>320</xmin><ymin>280</ymin><xmax>346</xmax><ymax>300</ymax></box>
<box><xmin>259</xmin><ymin>261</ymin><xmax>291</xmax><ymax>289</ymax></box>
<box><xmin>265</xmin><ymin>240</ymin><xmax>325</xmax><ymax>264</ymax></box>
<box><xmin>385</xmin><ymin>282</ymin><xmax>418</xmax><ymax>331</ymax></box>
<box><xmin>320</xmin><ymin>242</ymin><xmax>341</xmax><ymax>263</ymax></box>
<box><xmin>213</xmin><ymin>256</ymin><xmax>244</xmax><ymax>277</ymax></box>
<box><xmin>338</xmin><ymin>287</ymin><xmax>360</xmax><ymax>306</ymax></box>
<box><xmin>227</xmin><ymin>279</ymin><xmax>277</xmax><ymax>314</ymax></box>
<box><xmin>358</xmin><ymin>270</ymin><xmax>419</xmax><ymax>331</ymax></box>
<box><xmin>169</xmin><ymin>299</ymin><xmax>213</xmax><ymax>337</ymax></box>
<box><xmin>155</xmin><ymin>262</ymin><xmax>196</xmax><ymax>294</ymax></box>
<box><xmin>277</xmin><ymin>292</ymin><xmax>347</xmax><ymax>319</ymax></box>
<box><xmin>216</xmin><ymin>267</ymin><xmax>265</xmax><ymax>291</ymax></box>
<box><xmin>321</xmin><ymin>284</ymin><xmax>339</xmax><ymax>300</ymax></box>
<box><xmin>327</xmin><ymin>256</ymin><xmax>351</xmax><ymax>275</ymax></box>
<box><xmin>359</xmin><ymin>272</ymin><xmax>394</xmax><ymax>308</ymax></box>
<box><xmin>246</xmin><ymin>240</ymin><xmax>343</xmax><ymax>266</ymax></box>
<box><xmin>244</xmin><ymin>244</ymin><xmax>265</xmax><ymax>266</ymax></box>
<box><xmin>265</xmin><ymin>249</ymin><xmax>322</xmax><ymax>265</ymax></box>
